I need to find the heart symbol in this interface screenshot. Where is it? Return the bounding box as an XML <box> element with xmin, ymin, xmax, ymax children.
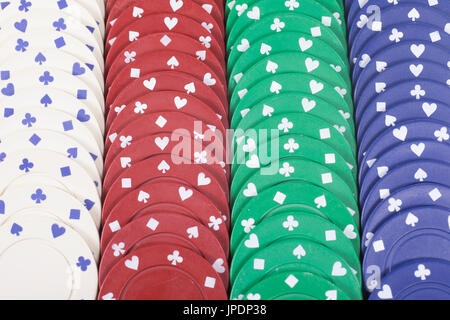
<box><xmin>376</xmin><ymin>61</ymin><xmax>387</xmax><ymax>72</ymax></box>
<box><xmin>1</xmin><ymin>83</ymin><xmax>14</xmax><ymax>96</ymax></box>
<box><xmin>422</xmin><ymin>103</ymin><xmax>437</xmax><ymax>117</ymax></box>
<box><xmin>132</xmin><ymin>6</ymin><xmax>143</xmax><ymax>17</ymax></box>
<box><xmin>302</xmin><ymin>98</ymin><xmax>316</xmax><ymax>112</ymax></box>
<box><xmin>243</xmin><ymin>183</ymin><xmax>258</xmax><ymax>197</ymax></box>
<box><xmin>377</xmin><ymin>285</ymin><xmax>393</xmax><ymax>299</ymax></box>
<box><xmin>138</xmin><ymin>191</ymin><xmax>150</xmax><ymax>203</ymax></box>
<box><xmin>155</xmin><ymin>136</ymin><xmax>169</xmax><ymax>150</ymax></box>
<box><xmin>14</xmin><ymin>19</ymin><xmax>27</xmax><ymax>32</ymax></box>
<box><xmin>314</xmin><ymin>195</ymin><xmax>327</xmax><ymax>208</ymax></box>
<box><xmin>197</xmin><ymin>173</ymin><xmax>211</xmax><ymax>186</ymax></box>
<box><xmin>212</xmin><ymin>259</ymin><xmax>225</xmax><ymax>273</ymax></box>
<box><xmin>143</xmin><ymin>77</ymin><xmax>156</xmax><ymax>90</ymax></box>
<box><xmin>10</xmin><ymin>223</ymin><xmax>23</xmax><ymax>236</ymax></box>
<box><xmin>414</xmin><ymin>168</ymin><xmax>428</xmax><ymax>182</ymax></box>
<box><xmin>405</xmin><ymin>212</ymin><xmax>419</xmax><ymax>227</ymax></box>
<box><xmin>164</xmin><ymin>17</ymin><xmax>178</xmax><ymax>30</ymax></box>
<box><xmin>125</xmin><ymin>256</ymin><xmax>139</xmax><ymax>270</ymax></box>
<box><xmin>203</xmin><ymin>73</ymin><xmax>216</xmax><ymax>86</ymax></box>
<box><xmin>186</xmin><ymin>226</ymin><xmax>199</xmax><ymax>238</ymax></box>
<box><xmin>332</xmin><ymin>262</ymin><xmax>347</xmax><ymax>276</ymax></box>
<box><xmin>51</xmin><ymin>224</ymin><xmax>66</xmax><ymax>238</ymax></box>
<box><xmin>262</xmin><ymin>104</ymin><xmax>274</xmax><ymax>117</ymax></box>
<box><xmin>72</xmin><ymin>62</ymin><xmax>86</xmax><ymax>76</ymax></box>
<box><xmin>246</xmin><ymin>155</ymin><xmax>260</xmax><ymax>168</ymax></box>
<box><xmin>410</xmin><ymin>44</ymin><xmax>425</xmax><ymax>58</ymax></box>
<box><xmin>309</xmin><ymin>80</ymin><xmax>324</xmax><ymax>94</ymax></box>
<box><xmin>298</xmin><ymin>37</ymin><xmax>313</xmax><ymax>52</ymax></box>
<box><xmin>244</xmin><ymin>234</ymin><xmax>259</xmax><ymax>248</ymax></box>
<box><xmin>293</xmin><ymin>245</ymin><xmax>306</xmax><ymax>259</ymax></box>
<box><xmin>170</xmin><ymin>0</ymin><xmax>183</xmax><ymax>11</ymax></box>
<box><xmin>179</xmin><ymin>187</ymin><xmax>193</xmax><ymax>201</ymax></box>
<box><xmin>343</xmin><ymin>225</ymin><xmax>357</xmax><ymax>239</ymax></box>
<box><xmin>243</xmin><ymin>138</ymin><xmax>256</xmax><ymax>152</ymax></box>
<box><xmin>246</xmin><ymin>6</ymin><xmax>260</xmax><ymax>20</ymax></box>
<box><xmin>174</xmin><ymin>96</ymin><xmax>187</xmax><ymax>109</ymax></box>
<box><xmin>305</xmin><ymin>58</ymin><xmax>319</xmax><ymax>72</ymax></box>
<box><xmin>393</xmin><ymin>126</ymin><xmax>408</xmax><ymax>141</ymax></box>
<box><xmin>410</xmin><ymin>143</ymin><xmax>425</xmax><ymax>157</ymax></box>
<box><xmin>77</xmin><ymin>109</ymin><xmax>90</xmax><ymax>122</ymax></box>
<box><xmin>359</xmin><ymin>54</ymin><xmax>371</xmax><ymax>68</ymax></box>
<box><xmin>237</xmin><ymin>39</ymin><xmax>250</xmax><ymax>52</ymax></box>
<box><xmin>409</xmin><ymin>64</ymin><xmax>423</xmax><ymax>77</ymax></box>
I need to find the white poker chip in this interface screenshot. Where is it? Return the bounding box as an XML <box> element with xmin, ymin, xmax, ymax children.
<box><xmin>0</xmin><ymin>107</ymin><xmax>103</xmax><ymax>158</ymax></box>
<box><xmin>0</xmin><ymin>0</ymin><xmax>105</xmax><ymax>38</ymax></box>
<box><xmin>0</xmin><ymin>129</ymin><xmax>103</xmax><ymax>181</ymax></box>
<box><xmin>0</xmin><ymin>29</ymin><xmax>104</xmax><ymax>72</ymax></box>
<box><xmin>0</xmin><ymin>149</ymin><xmax>101</xmax><ymax>226</ymax></box>
<box><xmin>0</xmin><ymin>211</ymin><xmax>98</xmax><ymax>300</ymax></box>
<box><xmin>0</xmin><ymin>8</ymin><xmax>103</xmax><ymax>52</ymax></box>
<box><xmin>0</xmin><ymin>184</ymin><xmax>100</xmax><ymax>261</ymax></box>
<box><xmin>2</xmin><ymin>67</ymin><xmax>104</xmax><ymax>113</ymax></box>
<box><xmin>0</xmin><ymin>87</ymin><xmax>105</xmax><ymax>135</ymax></box>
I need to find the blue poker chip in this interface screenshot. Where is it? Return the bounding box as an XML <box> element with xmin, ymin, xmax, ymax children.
<box><xmin>348</xmin><ymin>3</ymin><xmax>450</xmax><ymax>49</ymax></box>
<box><xmin>357</xmin><ymin>99</ymin><xmax>450</xmax><ymax>147</ymax></box>
<box><xmin>347</xmin><ymin>0</ymin><xmax>450</xmax><ymax>35</ymax></box>
<box><xmin>361</xmin><ymin>159</ymin><xmax>450</xmax><ymax>214</ymax></box>
<box><xmin>369</xmin><ymin>258</ymin><xmax>450</xmax><ymax>300</ymax></box>
<box><xmin>359</xmin><ymin>119</ymin><xmax>449</xmax><ymax>176</ymax></box>
<box><xmin>363</xmin><ymin>207</ymin><xmax>450</xmax><ymax>292</ymax></box>
<box><xmin>352</xmin><ymin>40</ymin><xmax>450</xmax><ymax>85</ymax></box>
<box><xmin>351</xmin><ymin>23</ymin><xmax>450</xmax><ymax>76</ymax></box>
<box><xmin>361</xmin><ymin>182</ymin><xmax>450</xmax><ymax>228</ymax></box>
<box><xmin>359</xmin><ymin>138</ymin><xmax>450</xmax><ymax>188</ymax></box>
<box><xmin>353</xmin><ymin>60</ymin><xmax>450</xmax><ymax>107</ymax></box>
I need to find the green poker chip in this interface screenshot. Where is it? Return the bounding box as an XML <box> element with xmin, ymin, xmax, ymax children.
<box><xmin>230</xmin><ymin>92</ymin><xmax>355</xmax><ymax>145</ymax></box>
<box><xmin>228</xmin><ymin>51</ymin><xmax>351</xmax><ymax>100</ymax></box>
<box><xmin>226</xmin><ymin>0</ymin><xmax>347</xmax><ymax>51</ymax></box>
<box><xmin>225</xmin><ymin>0</ymin><xmax>345</xmax><ymax>18</ymax></box>
<box><xmin>227</xmin><ymin>13</ymin><xmax>348</xmax><ymax>70</ymax></box>
<box><xmin>230</xmin><ymin>73</ymin><xmax>353</xmax><ymax>121</ymax></box>
<box><xmin>230</xmin><ymin>158</ymin><xmax>359</xmax><ymax>218</ymax></box>
<box><xmin>231</xmin><ymin>134</ymin><xmax>357</xmax><ymax>193</ymax></box>
<box><xmin>230</xmin><ymin>238</ymin><xmax>363</xmax><ymax>300</ymax></box>
<box><xmin>228</xmin><ymin>31</ymin><xmax>350</xmax><ymax>87</ymax></box>
<box><xmin>272</xmin><ymin>294</ymin><xmax>316</xmax><ymax>300</ymax></box>
<box><xmin>241</xmin><ymin>271</ymin><xmax>351</xmax><ymax>300</ymax></box>
<box><xmin>230</xmin><ymin>180</ymin><xmax>359</xmax><ymax>246</ymax></box>
<box><xmin>230</xmin><ymin>211</ymin><xmax>360</xmax><ymax>284</ymax></box>
<box><xmin>232</xmin><ymin>113</ymin><xmax>356</xmax><ymax>168</ymax></box>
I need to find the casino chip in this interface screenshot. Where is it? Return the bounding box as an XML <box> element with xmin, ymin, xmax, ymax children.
<box><xmin>0</xmin><ymin>0</ymin><xmax>104</xmax><ymax>299</ymax></box>
<box><xmin>347</xmin><ymin>0</ymin><xmax>450</xmax><ymax>298</ymax></box>
<box><xmin>227</xmin><ymin>0</ymin><xmax>361</xmax><ymax>300</ymax></box>
<box><xmin>100</xmin><ymin>0</ymin><xmax>228</xmax><ymax>300</ymax></box>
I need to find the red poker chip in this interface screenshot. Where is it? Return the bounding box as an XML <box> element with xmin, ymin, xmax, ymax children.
<box><xmin>105</xmin><ymin>13</ymin><xmax>225</xmax><ymax>64</ymax></box>
<box><xmin>106</xmin><ymin>91</ymin><xmax>228</xmax><ymax>138</ymax></box>
<box><xmin>103</xmin><ymin>132</ymin><xmax>228</xmax><ymax>194</ymax></box>
<box><xmin>106</xmin><ymin>71</ymin><xmax>227</xmax><ymax>120</ymax></box>
<box><xmin>105</xmin><ymin>112</ymin><xmax>228</xmax><ymax>171</ymax></box>
<box><xmin>106</xmin><ymin>0</ymin><xmax>225</xmax><ymax>38</ymax></box>
<box><xmin>105</xmin><ymin>32</ymin><xmax>225</xmax><ymax>83</ymax></box>
<box><xmin>102</xmin><ymin>154</ymin><xmax>230</xmax><ymax>224</ymax></box>
<box><xmin>106</xmin><ymin>50</ymin><xmax>227</xmax><ymax>106</ymax></box>
<box><xmin>106</xmin><ymin>0</ymin><xmax>225</xmax><ymax>47</ymax></box>
<box><xmin>98</xmin><ymin>244</ymin><xmax>228</xmax><ymax>300</ymax></box>
<box><xmin>99</xmin><ymin>212</ymin><xmax>229</xmax><ymax>287</ymax></box>
<box><xmin>101</xmin><ymin>181</ymin><xmax>230</xmax><ymax>255</ymax></box>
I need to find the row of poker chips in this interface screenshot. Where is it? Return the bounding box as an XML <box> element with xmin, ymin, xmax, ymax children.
<box><xmin>0</xmin><ymin>0</ymin><xmax>105</xmax><ymax>299</ymax></box>
<box><xmin>98</xmin><ymin>0</ymin><xmax>229</xmax><ymax>300</ymax></box>
<box><xmin>225</xmin><ymin>0</ymin><xmax>362</xmax><ymax>300</ymax></box>
<box><xmin>345</xmin><ymin>1</ymin><xmax>450</xmax><ymax>300</ymax></box>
